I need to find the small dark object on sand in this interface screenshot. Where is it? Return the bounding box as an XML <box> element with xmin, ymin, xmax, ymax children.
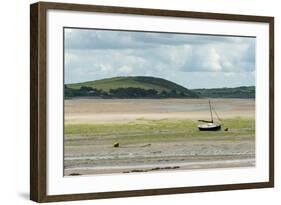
<box><xmin>113</xmin><ymin>142</ymin><xmax>119</xmax><ymax>147</ymax></box>
<box><xmin>140</xmin><ymin>143</ymin><xmax>151</xmax><ymax>147</ymax></box>
<box><xmin>224</xmin><ymin>128</ymin><xmax>229</xmax><ymax>131</ymax></box>
<box><xmin>69</xmin><ymin>173</ymin><xmax>81</xmax><ymax>176</ymax></box>
<box><xmin>123</xmin><ymin>166</ymin><xmax>180</xmax><ymax>173</ymax></box>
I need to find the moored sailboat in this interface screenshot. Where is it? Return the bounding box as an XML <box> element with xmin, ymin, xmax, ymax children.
<box><xmin>198</xmin><ymin>100</ymin><xmax>221</xmax><ymax>131</ymax></box>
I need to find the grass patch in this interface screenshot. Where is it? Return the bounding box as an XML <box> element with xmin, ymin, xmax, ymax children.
<box><xmin>65</xmin><ymin>118</ymin><xmax>255</xmax><ymax>145</ymax></box>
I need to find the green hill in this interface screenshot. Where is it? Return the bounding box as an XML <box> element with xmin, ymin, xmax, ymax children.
<box><xmin>65</xmin><ymin>76</ymin><xmax>198</xmax><ymax>98</ymax></box>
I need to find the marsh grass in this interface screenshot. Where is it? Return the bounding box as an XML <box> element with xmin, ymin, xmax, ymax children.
<box><xmin>64</xmin><ymin>118</ymin><xmax>255</xmax><ymax>145</ymax></box>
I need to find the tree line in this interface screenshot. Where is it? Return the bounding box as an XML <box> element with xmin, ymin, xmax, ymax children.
<box><xmin>64</xmin><ymin>85</ymin><xmax>198</xmax><ymax>98</ymax></box>
<box><xmin>193</xmin><ymin>86</ymin><xmax>255</xmax><ymax>98</ymax></box>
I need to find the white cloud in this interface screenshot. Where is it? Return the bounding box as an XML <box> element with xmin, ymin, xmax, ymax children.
<box><xmin>118</xmin><ymin>65</ymin><xmax>133</xmax><ymax>75</ymax></box>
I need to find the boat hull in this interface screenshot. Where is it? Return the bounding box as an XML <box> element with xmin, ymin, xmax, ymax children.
<box><xmin>198</xmin><ymin>124</ymin><xmax>221</xmax><ymax>131</ymax></box>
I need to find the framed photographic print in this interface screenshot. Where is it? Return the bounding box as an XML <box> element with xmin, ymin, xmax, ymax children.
<box><xmin>30</xmin><ymin>1</ymin><xmax>274</xmax><ymax>202</ymax></box>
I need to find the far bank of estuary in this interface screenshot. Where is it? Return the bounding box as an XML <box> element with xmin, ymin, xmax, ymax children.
<box><xmin>65</xmin><ymin>76</ymin><xmax>255</xmax><ymax>99</ymax></box>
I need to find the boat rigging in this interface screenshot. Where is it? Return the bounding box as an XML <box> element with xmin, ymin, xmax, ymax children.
<box><xmin>198</xmin><ymin>100</ymin><xmax>221</xmax><ymax>131</ymax></box>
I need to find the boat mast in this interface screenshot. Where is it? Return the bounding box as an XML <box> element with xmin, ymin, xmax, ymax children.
<box><xmin>209</xmin><ymin>99</ymin><xmax>213</xmax><ymax>123</ymax></box>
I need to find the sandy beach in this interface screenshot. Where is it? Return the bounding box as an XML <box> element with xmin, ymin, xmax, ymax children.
<box><xmin>65</xmin><ymin>98</ymin><xmax>255</xmax><ymax>124</ymax></box>
<box><xmin>64</xmin><ymin>98</ymin><xmax>255</xmax><ymax>176</ymax></box>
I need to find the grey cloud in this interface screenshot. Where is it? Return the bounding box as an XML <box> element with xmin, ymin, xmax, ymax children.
<box><xmin>132</xmin><ymin>33</ymin><xmax>246</xmax><ymax>46</ymax></box>
<box><xmin>65</xmin><ymin>28</ymin><xmax>255</xmax><ymax>50</ymax></box>
<box><xmin>65</xmin><ymin>29</ymin><xmax>154</xmax><ymax>50</ymax></box>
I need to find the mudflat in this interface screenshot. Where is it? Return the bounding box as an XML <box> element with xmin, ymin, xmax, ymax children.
<box><xmin>64</xmin><ymin>98</ymin><xmax>255</xmax><ymax>176</ymax></box>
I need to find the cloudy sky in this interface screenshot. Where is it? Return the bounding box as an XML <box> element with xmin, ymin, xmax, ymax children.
<box><xmin>64</xmin><ymin>28</ymin><xmax>255</xmax><ymax>89</ymax></box>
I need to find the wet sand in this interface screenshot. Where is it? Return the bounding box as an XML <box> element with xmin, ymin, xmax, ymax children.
<box><xmin>64</xmin><ymin>140</ymin><xmax>255</xmax><ymax>175</ymax></box>
<box><xmin>65</xmin><ymin>159</ymin><xmax>255</xmax><ymax>176</ymax></box>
